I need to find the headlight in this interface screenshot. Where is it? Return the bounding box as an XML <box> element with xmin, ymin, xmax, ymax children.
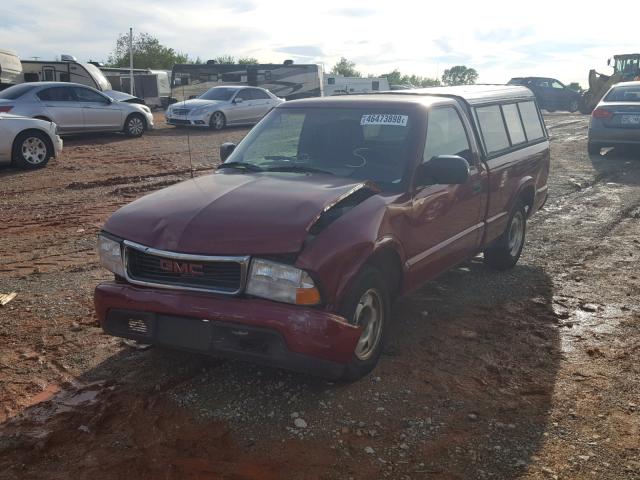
<box><xmin>246</xmin><ymin>259</ymin><xmax>320</xmax><ymax>305</ymax></box>
<box><xmin>97</xmin><ymin>234</ymin><xmax>125</xmax><ymax>277</ymax></box>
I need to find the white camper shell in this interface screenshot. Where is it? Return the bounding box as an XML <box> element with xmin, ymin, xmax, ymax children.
<box><xmin>323</xmin><ymin>74</ymin><xmax>390</xmax><ymax>96</ymax></box>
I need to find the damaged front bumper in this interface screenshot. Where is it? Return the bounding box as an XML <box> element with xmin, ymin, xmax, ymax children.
<box><xmin>94</xmin><ymin>282</ymin><xmax>361</xmax><ymax>378</ymax></box>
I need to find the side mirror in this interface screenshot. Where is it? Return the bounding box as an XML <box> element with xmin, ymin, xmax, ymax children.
<box><xmin>233</xmin><ymin>97</ymin><xmax>243</xmax><ymax>104</ymax></box>
<box><xmin>415</xmin><ymin>155</ymin><xmax>470</xmax><ymax>187</ymax></box>
<box><xmin>188</xmin><ymin>95</ymin><xmax>197</xmax><ymax>100</ymax></box>
<box><xmin>219</xmin><ymin>142</ymin><xmax>236</xmax><ymax>162</ymax></box>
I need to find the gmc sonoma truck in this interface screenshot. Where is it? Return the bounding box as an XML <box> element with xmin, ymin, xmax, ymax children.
<box><xmin>95</xmin><ymin>85</ymin><xmax>550</xmax><ymax>380</ymax></box>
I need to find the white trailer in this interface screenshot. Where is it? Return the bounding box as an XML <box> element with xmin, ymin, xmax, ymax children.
<box><xmin>323</xmin><ymin>74</ymin><xmax>390</xmax><ymax>96</ymax></box>
<box><xmin>21</xmin><ymin>55</ymin><xmax>111</xmax><ymax>91</ymax></box>
<box><xmin>0</xmin><ymin>49</ymin><xmax>22</xmax><ymax>90</ymax></box>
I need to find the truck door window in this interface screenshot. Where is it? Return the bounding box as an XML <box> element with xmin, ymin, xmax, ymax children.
<box><xmin>423</xmin><ymin>107</ymin><xmax>472</xmax><ymax>163</ymax></box>
<box><xmin>501</xmin><ymin>103</ymin><xmax>526</xmax><ymax>145</ymax></box>
<box><xmin>517</xmin><ymin>101</ymin><xmax>544</xmax><ymax>141</ymax></box>
<box><xmin>475</xmin><ymin>105</ymin><xmax>510</xmax><ymax>154</ymax></box>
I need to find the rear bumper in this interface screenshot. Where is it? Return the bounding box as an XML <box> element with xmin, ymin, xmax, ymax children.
<box><xmin>94</xmin><ymin>282</ymin><xmax>361</xmax><ymax>377</ymax></box>
<box><xmin>589</xmin><ymin>123</ymin><xmax>640</xmax><ymax>144</ymax></box>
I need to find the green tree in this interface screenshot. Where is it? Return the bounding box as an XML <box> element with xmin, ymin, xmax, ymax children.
<box><xmin>566</xmin><ymin>82</ymin><xmax>583</xmax><ymax>92</ymax></box>
<box><xmin>238</xmin><ymin>57</ymin><xmax>259</xmax><ymax>64</ymax></box>
<box><xmin>213</xmin><ymin>55</ymin><xmax>236</xmax><ymax>64</ymax></box>
<box><xmin>382</xmin><ymin>69</ymin><xmax>440</xmax><ymax>87</ymax></box>
<box><xmin>331</xmin><ymin>57</ymin><xmax>361</xmax><ymax>77</ymax></box>
<box><xmin>108</xmin><ymin>32</ymin><xmax>190</xmax><ymax>69</ymax></box>
<box><xmin>441</xmin><ymin>65</ymin><xmax>479</xmax><ymax>86</ymax></box>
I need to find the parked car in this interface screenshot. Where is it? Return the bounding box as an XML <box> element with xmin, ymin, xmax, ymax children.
<box><xmin>508</xmin><ymin>77</ymin><xmax>581</xmax><ymax>112</ymax></box>
<box><xmin>0</xmin><ymin>82</ymin><xmax>154</xmax><ymax>137</ymax></box>
<box><xmin>165</xmin><ymin>85</ymin><xmax>283</xmax><ymax>129</ymax></box>
<box><xmin>588</xmin><ymin>80</ymin><xmax>640</xmax><ymax>155</ymax></box>
<box><xmin>95</xmin><ymin>85</ymin><xmax>549</xmax><ymax>380</ymax></box>
<box><xmin>0</xmin><ymin>113</ymin><xmax>62</xmax><ymax>168</ymax></box>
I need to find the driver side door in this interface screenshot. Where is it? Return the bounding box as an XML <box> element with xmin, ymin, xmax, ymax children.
<box><xmin>404</xmin><ymin>106</ymin><xmax>487</xmax><ymax>284</ymax></box>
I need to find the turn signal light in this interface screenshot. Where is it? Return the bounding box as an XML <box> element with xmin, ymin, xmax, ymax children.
<box><xmin>592</xmin><ymin>108</ymin><xmax>613</xmax><ymax>120</ymax></box>
<box><xmin>296</xmin><ymin>287</ymin><xmax>321</xmax><ymax>305</ymax></box>
<box><xmin>0</xmin><ymin>106</ymin><xmax>13</xmax><ymax>113</ymax></box>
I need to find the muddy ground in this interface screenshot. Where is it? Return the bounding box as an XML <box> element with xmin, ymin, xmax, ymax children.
<box><xmin>0</xmin><ymin>112</ymin><xmax>638</xmax><ymax>479</ymax></box>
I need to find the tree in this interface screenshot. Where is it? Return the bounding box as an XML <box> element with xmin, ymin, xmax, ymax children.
<box><xmin>108</xmin><ymin>32</ymin><xmax>190</xmax><ymax>69</ymax></box>
<box><xmin>441</xmin><ymin>65</ymin><xmax>478</xmax><ymax>86</ymax></box>
<box><xmin>382</xmin><ymin>69</ymin><xmax>440</xmax><ymax>87</ymax></box>
<box><xmin>331</xmin><ymin>57</ymin><xmax>361</xmax><ymax>77</ymax></box>
<box><xmin>238</xmin><ymin>57</ymin><xmax>259</xmax><ymax>65</ymax></box>
<box><xmin>567</xmin><ymin>82</ymin><xmax>583</xmax><ymax>92</ymax></box>
<box><xmin>213</xmin><ymin>55</ymin><xmax>236</xmax><ymax>64</ymax></box>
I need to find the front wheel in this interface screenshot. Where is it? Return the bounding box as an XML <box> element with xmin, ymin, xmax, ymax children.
<box><xmin>124</xmin><ymin>114</ymin><xmax>145</xmax><ymax>137</ymax></box>
<box><xmin>339</xmin><ymin>266</ymin><xmax>390</xmax><ymax>381</ymax></box>
<box><xmin>12</xmin><ymin>131</ymin><xmax>53</xmax><ymax>169</ymax></box>
<box><xmin>484</xmin><ymin>202</ymin><xmax>527</xmax><ymax>270</ymax></box>
<box><xmin>568</xmin><ymin>99</ymin><xmax>579</xmax><ymax>113</ymax></box>
<box><xmin>209</xmin><ymin>111</ymin><xmax>226</xmax><ymax>130</ymax></box>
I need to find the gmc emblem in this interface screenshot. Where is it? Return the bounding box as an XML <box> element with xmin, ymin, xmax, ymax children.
<box><xmin>159</xmin><ymin>259</ymin><xmax>204</xmax><ymax>276</ymax></box>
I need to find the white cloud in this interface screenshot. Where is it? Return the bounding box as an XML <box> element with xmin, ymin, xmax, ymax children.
<box><xmin>2</xmin><ymin>0</ymin><xmax>640</xmax><ymax>87</ymax></box>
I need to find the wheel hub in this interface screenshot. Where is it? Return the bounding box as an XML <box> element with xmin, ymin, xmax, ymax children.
<box><xmin>353</xmin><ymin>288</ymin><xmax>384</xmax><ymax>361</ymax></box>
<box><xmin>21</xmin><ymin>137</ymin><xmax>47</xmax><ymax>164</ymax></box>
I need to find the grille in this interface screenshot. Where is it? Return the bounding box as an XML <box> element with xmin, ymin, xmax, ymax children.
<box><xmin>172</xmin><ymin>108</ymin><xmax>190</xmax><ymax>115</ymax></box>
<box><xmin>125</xmin><ymin>246</ymin><xmax>244</xmax><ymax>294</ymax></box>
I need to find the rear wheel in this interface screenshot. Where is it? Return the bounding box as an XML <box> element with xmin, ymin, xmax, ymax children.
<box><xmin>484</xmin><ymin>202</ymin><xmax>527</xmax><ymax>270</ymax></box>
<box><xmin>339</xmin><ymin>266</ymin><xmax>389</xmax><ymax>381</ymax></box>
<box><xmin>209</xmin><ymin>111</ymin><xmax>226</xmax><ymax>130</ymax></box>
<box><xmin>568</xmin><ymin>99</ymin><xmax>579</xmax><ymax>113</ymax></box>
<box><xmin>12</xmin><ymin>131</ymin><xmax>52</xmax><ymax>169</ymax></box>
<box><xmin>124</xmin><ymin>114</ymin><xmax>145</xmax><ymax>137</ymax></box>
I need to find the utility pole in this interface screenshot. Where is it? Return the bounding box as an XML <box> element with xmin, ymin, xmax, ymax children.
<box><xmin>129</xmin><ymin>27</ymin><xmax>134</xmax><ymax>95</ymax></box>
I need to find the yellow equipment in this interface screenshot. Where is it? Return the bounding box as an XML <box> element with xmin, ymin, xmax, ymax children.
<box><xmin>579</xmin><ymin>54</ymin><xmax>640</xmax><ymax>113</ymax></box>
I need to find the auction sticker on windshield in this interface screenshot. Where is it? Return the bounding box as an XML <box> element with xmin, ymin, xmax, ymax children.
<box><xmin>360</xmin><ymin>114</ymin><xmax>408</xmax><ymax>126</ymax></box>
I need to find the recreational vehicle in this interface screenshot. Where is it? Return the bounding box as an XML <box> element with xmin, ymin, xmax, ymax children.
<box><xmin>98</xmin><ymin>66</ymin><xmax>171</xmax><ymax>108</ymax></box>
<box><xmin>171</xmin><ymin>61</ymin><xmax>323</xmax><ymax>102</ymax></box>
<box><xmin>323</xmin><ymin>74</ymin><xmax>390</xmax><ymax>96</ymax></box>
<box><xmin>21</xmin><ymin>55</ymin><xmax>111</xmax><ymax>91</ymax></box>
<box><xmin>0</xmin><ymin>49</ymin><xmax>22</xmax><ymax>91</ymax></box>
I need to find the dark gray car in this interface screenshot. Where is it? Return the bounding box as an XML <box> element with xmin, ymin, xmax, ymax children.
<box><xmin>588</xmin><ymin>81</ymin><xmax>640</xmax><ymax>155</ymax></box>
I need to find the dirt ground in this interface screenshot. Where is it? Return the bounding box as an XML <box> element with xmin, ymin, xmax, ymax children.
<box><xmin>0</xmin><ymin>112</ymin><xmax>638</xmax><ymax>480</ymax></box>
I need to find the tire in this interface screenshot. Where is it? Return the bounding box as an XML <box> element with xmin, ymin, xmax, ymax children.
<box><xmin>568</xmin><ymin>99</ymin><xmax>579</xmax><ymax>113</ymax></box>
<box><xmin>339</xmin><ymin>266</ymin><xmax>390</xmax><ymax>381</ymax></box>
<box><xmin>12</xmin><ymin>131</ymin><xmax>53</xmax><ymax>169</ymax></box>
<box><xmin>124</xmin><ymin>114</ymin><xmax>145</xmax><ymax>137</ymax></box>
<box><xmin>484</xmin><ymin>202</ymin><xmax>527</xmax><ymax>270</ymax></box>
<box><xmin>209</xmin><ymin>111</ymin><xmax>226</xmax><ymax>130</ymax></box>
<box><xmin>588</xmin><ymin>141</ymin><xmax>602</xmax><ymax>156</ymax></box>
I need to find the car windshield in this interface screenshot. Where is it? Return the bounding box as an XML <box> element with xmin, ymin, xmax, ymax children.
<box><xmin>0</xmin><ymin>83</ymin><xmax>37</xmax><ymax>100</ymax></box>
<box><xmin>199</xmin><ymin>87</ymin><xmax>237</xmax><ymax>101</ymax></box>
<box><xmin>604</xmin><ymin>85</ymin><xmax>640</xmax><ymax>102</ymax></box>
<box><xmin>224</xmin><ymin>107</ymin><xmax>416</xmax><ymax>191</ymax></box>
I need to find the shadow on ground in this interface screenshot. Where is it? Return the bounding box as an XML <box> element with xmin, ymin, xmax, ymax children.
<box><xmin>0</xmin><ymin>258</ymin><xmax>558</xmax><ymax>479</ymax></box>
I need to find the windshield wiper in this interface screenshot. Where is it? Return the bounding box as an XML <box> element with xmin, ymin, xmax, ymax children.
<box><xmin>217</xmin><ymin>162</ymin><xmax>264</xmax><ymax>172</ymax></box>
<box><xmin>264</xmin><ymin>165</ymin><xmax>334</xmax><ymax>175</ymax></box>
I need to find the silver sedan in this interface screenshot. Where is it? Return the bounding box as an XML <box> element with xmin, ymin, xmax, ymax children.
<box><xmin>0</xmin><ymin>82</ymin><xmax>154</xmax><ymax>137</ymax></box>
<box><xmin>165</xmin><ymin>86</ymin><xmax>283</xmax><ymax>129</ymax></box>
<box><xmin>588</xmin><ymin>81</ymin><xmax>640</xmax><ymax>155</ymax></box>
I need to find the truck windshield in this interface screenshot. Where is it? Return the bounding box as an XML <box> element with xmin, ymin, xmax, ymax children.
<box><xmin>225</xmin><ymin>107</ymin><xmax>416</xmax><ymax>191</ymax></box>
<box><xmin>199</xmin><ymin>87</ymin><xmax>237</xmax><ymax>101</ymax></box>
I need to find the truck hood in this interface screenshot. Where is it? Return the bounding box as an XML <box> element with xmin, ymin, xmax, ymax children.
<box><xmin>103</xmin><ymin>172</ymin><xmax>376</xmax><ymax>255</ymax></box>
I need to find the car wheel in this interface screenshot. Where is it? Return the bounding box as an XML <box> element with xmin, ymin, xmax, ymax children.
<box><xmin>568</xmin><ymin>99</ymin><xmax>579</xmax><ymax>113</ymax></box>
<box><xmin>339</xmin><ymin>266</ymin><xmax>390</xmax><ymax>381</ymax></box>
<box><xmin>12</xmin><ymin>131</ymin><xmax>53</xmax><ymax>169</ymax></box>
<box><xmin>209</xmin><ymin>111</ymin><xmax>226</xmax><ymax>130</ymax></box>
<box><xmin>588</xmin><ymin>141</ymin><xmax>602</xmax><ymax>155</ymax></box>
<box><xmin>124</xmin><ymin>114</ymin><xmax>145</xmax><ymax>137</ymax></box>
<box><xmin>484</xmin><ymin>202</ymin><xmax>527</xmax><ymax>270</ymax></box>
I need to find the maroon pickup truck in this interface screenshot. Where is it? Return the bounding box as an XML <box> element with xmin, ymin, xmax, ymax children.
<box><xmin>95</xmin><ymin>85</ymin><xmax>549</xmax><ymax>380</ymax></box>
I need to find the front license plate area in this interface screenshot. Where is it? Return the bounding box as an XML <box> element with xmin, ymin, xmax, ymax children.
<box><xmin>156</xmin><ymin>315</ymin><xmax>213</xmax><ymax>351</ymax></box>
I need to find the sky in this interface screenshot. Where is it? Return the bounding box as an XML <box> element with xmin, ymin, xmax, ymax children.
<box><xmin>2</xmin><ymin>0</ymin><xmax>640</xmax><ymax>87</ymax></box>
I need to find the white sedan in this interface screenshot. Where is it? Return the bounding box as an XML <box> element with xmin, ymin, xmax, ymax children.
<box><xmin>165</xmin><ymin>86</ymin><xmax>284</xmax><ymax>129</ymax></box>
<box><xmin>0</xmin><ymin>114</ymin><xmax>62</xmax><ymax>169</ymax></box>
